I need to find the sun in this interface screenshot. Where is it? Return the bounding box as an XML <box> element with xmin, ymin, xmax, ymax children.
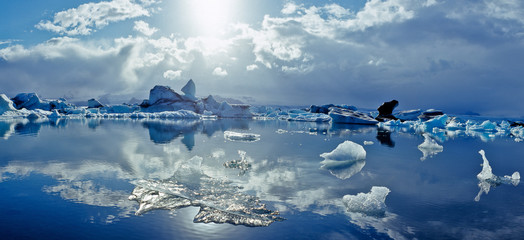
<box><xmin>187</xmin><ymin>0</ymin><xmax>236</xmax><ymax>36</ymax></box>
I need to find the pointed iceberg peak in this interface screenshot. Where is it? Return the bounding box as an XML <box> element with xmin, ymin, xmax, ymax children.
<box><xmin>181</xmin><ymin>79</ymin><xmax>197</xmax><ymax>100</ymax></box>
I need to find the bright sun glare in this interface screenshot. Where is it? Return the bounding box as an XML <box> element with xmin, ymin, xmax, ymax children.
<box><xmin>188</xmin><ymin>0</ymin><xmax>236</xmax><ymax>36</ymax></box>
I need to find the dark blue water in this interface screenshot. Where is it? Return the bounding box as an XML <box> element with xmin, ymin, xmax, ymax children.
<box><xmin>1</xmin><ymin>118</ymin><xmax>523</xmax><ymax>239</ymax></box>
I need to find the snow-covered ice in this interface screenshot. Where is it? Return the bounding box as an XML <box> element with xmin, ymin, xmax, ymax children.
<box><xmin>342</xmin><ymin>186</ymin><xmax>391</xmax><ymax>217</ymax></box>
<box><xmin>224</xmin><ymin>131</ymin><xmax>261</xmax><ymax>142</ymax></box>
<box><xmin>417</xmin><ymin>134</ymin><xmax>444</xmax><ymax>161</ymax></box>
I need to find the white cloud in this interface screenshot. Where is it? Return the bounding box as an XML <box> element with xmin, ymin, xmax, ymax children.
<box><xmin>36</xmin><ymin>0</ymin><xmax>158</xmax><ymax>36</ymax></box>
<box><xmin>133</xmin><ymin>20</ymin><xmax>158</xmax><ymax>36</ymax></box>
<box><xmin>163</xmin><ymin>69</ymin><xmax>182</xmax><ymax>80</ymax></box>
<box><xmin>246</xmin><ymin>64</ymin><xmax>259</xmax><ymax>71</ymax></box>
<box><xmin>212</xmin><ymin>67</ymin><xmax>228</xmax><ymax>77</ymax></box>
<box><xmin>281</xmin><ymin>2</ymin><xmax>301</xmax><ymax>15</ymax></box>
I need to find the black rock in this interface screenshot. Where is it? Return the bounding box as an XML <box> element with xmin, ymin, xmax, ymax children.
<box><xmin>376</xmin><ymin>100</ymin><xmax>399</xmax><ymax>122</ymax></box>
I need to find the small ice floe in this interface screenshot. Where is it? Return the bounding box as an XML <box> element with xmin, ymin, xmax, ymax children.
<box><xmin>342</xmin><ymin>186</ymin><xmax>391</xmax><ymax>217</ymax></box>
<box><xmin>224</xmin><ymin>131</ymin><xmax>261</xmax><ymax>142</ymax></box>
<box><xmin>474</xmin><ymin>150</ymin><xmax>520</xmax><ymax>202</ymax></box>
<box><xmin>224</xmin><ymin>150</ymin><xmax>252</xmax><ymax>175</ymax></box>
<box><xmin>364</xmin><ymin>141</ymin><xmax>374</xmax><ymax>145</ymax></box>
<box><xmin>320</xmin><ymin>141</ymin><xmax>366</xmax><ymax>179</ymax></box>
<box><xmin>417</xmin><ymin>133</ymin><xmax>443</xmax><ymax>161</ymax></box>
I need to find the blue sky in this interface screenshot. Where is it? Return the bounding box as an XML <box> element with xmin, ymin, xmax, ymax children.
<box><xmin>1</xmin><ymin>0</ymin><xmax>524</xmax><ymax>117</ymax></box>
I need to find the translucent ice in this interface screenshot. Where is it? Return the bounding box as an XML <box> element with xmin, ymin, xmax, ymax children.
<box><xmin>475</xmin><ymin>150</ymin><xmax>520</xmax><ymax>201</ymax></box>
<box><xmin>342</xmin><ymin>186</ymin><xmax>390</xmax><ymax>217</ymax></box>
<box><xmin>128</xmin><ymin>162</ymin><xmax>283</xmax><ymax>226</ymax></box>
<box><xmin>320</xmin><ymin>141</ymin><xmax>366</xmax><ymax>179</ymax></box>
<box><xmin>224</xmin><ymin>131</ymin><xmax>261</xmax><ymax>142</ymax></box>
<box><xmin>417</xmin><ymin>133</ymin><xmax>444</xmax><ymax>161</ymax></box>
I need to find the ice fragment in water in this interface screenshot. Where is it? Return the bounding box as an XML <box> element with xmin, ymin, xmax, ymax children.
<box><xmin>320</xmin><ymin>141</ymin><xmax>366</xmax><ymax>179</ymax></box>
<box><xmin>224</xmin><ymin>131</ymin><xmax>260</xmax><ymax>142</ymax></box>
<box><xmin>363</xmin><ymin>141</ymin><xmax>374</xmax><ymax>145</ymax></box>
<box><xmin>320</xmin><ymin>141</ymin><xmax>366</xmax><ymax>161</ymax></box>
<box><xmin>128</xmin><ymin>159</ymin><xmax>282</xmax><ymax>227</ymax></box>
<box><xmin>342</xmin><ymin>186</ymin><xmax>390</xmax><ymax>217</ymax></box>
<box><xmin>475</xmin><ymin>150</ymin><xmax>520</xmax><ymax>201</ymax></box>
<box><xmin>417</xmin><ymin>133</ymin><xmax>443</xmax><ymax>161</ymax></box>
<box><xmin>224</xmin><ymin>150</ymin><xmax>252</xmax><ymax>175</ymax></box>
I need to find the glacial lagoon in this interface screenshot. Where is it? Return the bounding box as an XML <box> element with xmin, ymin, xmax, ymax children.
<box><xmin>1</xmin><ymin>117</ymin><xmax>523</xmax><ymax>239</ymax></box>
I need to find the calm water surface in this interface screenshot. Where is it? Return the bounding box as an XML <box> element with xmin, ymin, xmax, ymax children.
<box><xmin>0</xmin><ymin>118</ymin><xmax>523</xmax><ymax>239</ymax></box>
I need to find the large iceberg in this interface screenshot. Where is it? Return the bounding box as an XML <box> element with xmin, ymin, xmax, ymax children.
<box><xmin>320</xmin><ymin>141</ymin><xmax>366</xmax><ymax>179</ymax></box>
<box><xmin>475</xmin><ymin>150</ymin><xmax>520</xmax><ymax>201</ymax></box>
<box><xmin>142</xmin><ymin>85</ymin><xmax>197</xmax><ymax>112</ymax></box>
<box><xmin>342</xmin><ymin>186</ymin><xmax>391</xmax><ymax>217</ymax></box>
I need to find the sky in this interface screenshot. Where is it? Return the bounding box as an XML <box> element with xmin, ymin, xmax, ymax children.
<box><xmin>1</xmin><ymin>0</ymin><xmax>524</xmax><ymax>117</ymax></box>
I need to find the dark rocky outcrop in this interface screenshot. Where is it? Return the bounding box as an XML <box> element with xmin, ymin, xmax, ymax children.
<box><xmin>376</xmin><ymin>100</ymin><xmax>399</xmax><ymax>122</ymax></box>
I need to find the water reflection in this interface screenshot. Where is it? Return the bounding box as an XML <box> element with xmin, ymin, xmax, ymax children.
<box><xmin>0</xmin><ymin>117</ymin><xmax>523</xmax><ymax>239</ymax></box>
<box><xmin>376</xmin><ymin>130</ymin><xmax>395</xmax><ymax>148</ymax></box>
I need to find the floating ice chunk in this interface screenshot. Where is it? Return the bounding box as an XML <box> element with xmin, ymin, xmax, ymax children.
<box><xmin>446</xmin><ymin>118</ymin><xmax>466</xmax><ymax>130</ymax></box>
<box><xmin>467</xmin><ymin>120</ymin><xmax>497</xmax><ymax>132</ymax></box>
<box><xmin>224</xmin><ymin>131</ymin><xmax>261</xmax><ymax>142</ymax></box>
<box><xmin>416</xmin><ymin>114</ymin><xmax>448</xmax><ymax>133</ymax></box>
<box><xmin>320</xmin><ymin>141</ymin><xmax>366</xmax><ymax>179</ymax></box>
<box><xmin>342</xmin><ymin>186</ymin><xmax>390</xmax><ymax>217</ymax></box>
<box><xmin>417</xmin><ymin>133</ymin><xmax>443</xmax><ymax>161</ymax></box>
<box><xmin>224</xmin><ymin>150</ymin><xmax>252</xmax><ymax>175</ymax></box>
<box><xmin>329</xmin><ymin>107</ymin><xmax>378</xmax><ymax>125</ymax></box>
<box><xmin>475</xmin><ymin>150</ymin><xmax>520</xmax><ymax>201</ymax></box>
<box><xmin>364</xmin><ymin>141</ymin><xmax>374</xmax><ymax>145</ymax></box>
<box><xmin>320</xmin><ymin>141</ymin><xmax>366</xmax><ymax>161</ymax></box>
<box><xmin>477</xmin><ymin>150</ymin><xmax>496</xmax><ymax>181</ymax></box>
<box><xmin>129</xmin><ymin>165</ymin><xmax>283</xmax><ymax>227</ymax></box>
